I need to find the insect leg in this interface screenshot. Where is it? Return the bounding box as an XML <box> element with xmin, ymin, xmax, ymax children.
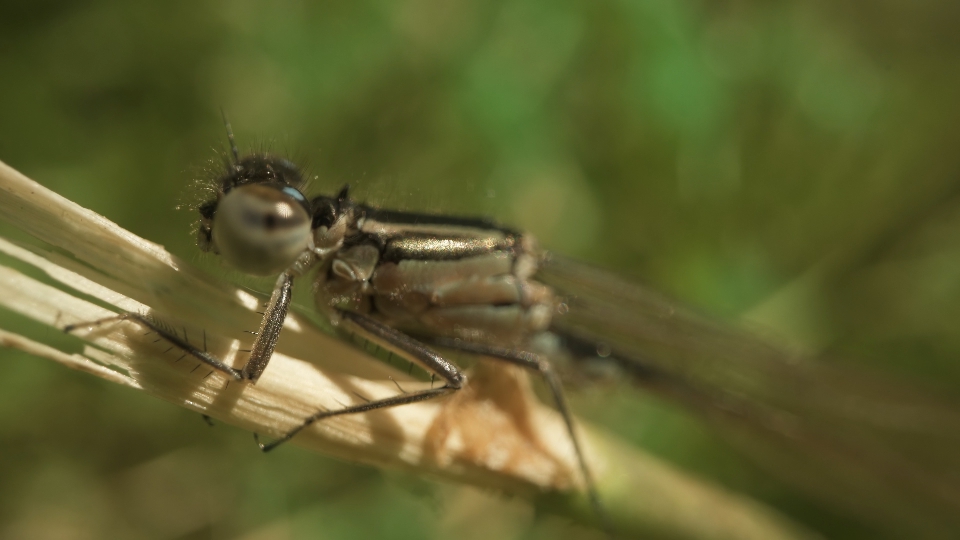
<box><xmin>241</xmin><ymin>272</ymin><xmax>294</xmax><ymax>382</ymax></box>
<box><xmin>255</xmin><ymin>309</ymin><xmax>465</xmax><ymax>452</ymax></box>
<box><xmin>63</xmin><ymin>272</ymin><xmax>297</xmax><ymax>383</ymax></box>
<box><xmin>429</xmin><ymin>337</ymin><xmax>605</xmax><ymax>529</ymax></box>
<box><xmin>64</xmin><ymin>312</ymin><xmax>243</xmax><ymax>380</ymax></box>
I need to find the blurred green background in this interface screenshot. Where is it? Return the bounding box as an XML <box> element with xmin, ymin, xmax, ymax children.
<box><xmin>2</xmin><ymin>1</ymin><xmax>960</xmax><ymax>539</ymax></box>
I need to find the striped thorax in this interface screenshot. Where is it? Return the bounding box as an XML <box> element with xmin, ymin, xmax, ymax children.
<box><xmin>199</xmin><ymin>155</ymin><xmax>557</xmax><ymax>348</ymax></box>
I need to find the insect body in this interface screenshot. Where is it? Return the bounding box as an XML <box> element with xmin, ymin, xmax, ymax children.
<box><xmin>197</xmin><ymin>155</ymin><xmax>554</xmax><ymax>348</ymax></box>
<box><xmin>187</xmin><ymin>135</ymin><xmax>603</xmax><ymax>520</ymax></box>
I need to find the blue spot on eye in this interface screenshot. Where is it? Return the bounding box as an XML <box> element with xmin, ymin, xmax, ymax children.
<box><xmin>282</xmin><ymin>186</ymin><xmax>306</xmax><ymax>203</ymax></box>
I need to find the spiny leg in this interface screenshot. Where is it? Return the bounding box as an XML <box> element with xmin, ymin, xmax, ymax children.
<box><xmin>429</xmin><ymin>337</ymin><xmax>607</xmax><ymax>533</ymax></box>
<box><xmin>255</xmin><ymin>384</ymin><xmax>458</xmax><ymax>452</ymax></box>
<box><xmin>255</xmin><ymin>309</ymin><xmax>465</xmax><ymax>452</ymax></box>
<box><xmin>63</xmin><ymin>272</ymin><xmax>298</xmax><ymax>384</ymax></box>
<box><xmin>64</xmin><ymin>312</ymin><xmax>243</xmax><ymax>380</ymax></box>
<box><xmin>241</xmin><ymin>272</ymin><xmax>295</xmax><ymax>382</ymax></box>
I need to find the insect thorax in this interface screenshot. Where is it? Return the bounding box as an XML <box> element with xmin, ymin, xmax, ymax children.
<box><xmin>315</xmin><ymin>208</ymin><xmax>555</xmax><ymax>346</ymax></box>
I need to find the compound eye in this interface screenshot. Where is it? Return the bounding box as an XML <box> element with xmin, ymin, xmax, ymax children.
<box><xmin>211</xmin><ymin>184</ymin><xmax>312</xmax><ymax>276</ymax></box>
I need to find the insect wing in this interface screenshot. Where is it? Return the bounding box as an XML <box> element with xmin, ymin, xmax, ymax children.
<box><xmin>537</xmin><ymin>253</ymin><xmax>960</xmax><ymax>536</ymax></box>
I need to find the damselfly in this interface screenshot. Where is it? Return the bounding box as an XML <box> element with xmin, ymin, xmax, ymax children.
<box><xmin>201</xmin><ymin>126</ymin><xmax>616</xmax><ymax>518</ymax></box>
<box><xmin>66</xmin><ymin>122</ymin><xmax>611</xmax><ymax>523</ymax></box>
<box><xmin>63</xmin><ymin>122</ymin><xmax>960</xmax><ymax>537</ymax></box>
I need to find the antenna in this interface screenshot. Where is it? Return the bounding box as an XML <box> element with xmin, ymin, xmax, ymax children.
<box><xmin>220</xmin><ymin>108</ymin><xmax>240</xmax><ymax>167</ymax></box>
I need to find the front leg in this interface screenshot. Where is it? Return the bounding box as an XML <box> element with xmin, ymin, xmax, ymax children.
<box><xmin>242</xmin><ymin>272</ymin><xmax>294</xmax><ymax>382</ymax></box>
<box><xmin>64</xmin><ymin>312</ymin><xmax>244</xmax><ymax>380</ymax></box>
<box><xmin>64</xmin><ymin>272</ymin><xmax>297</xmax><ymax>384</ymax></box>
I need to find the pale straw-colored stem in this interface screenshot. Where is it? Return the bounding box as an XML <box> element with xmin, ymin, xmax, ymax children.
<box><xmin>0</xmin><ymin>159</ymin><xmax>817</xmax><ymax>540</ymax></box>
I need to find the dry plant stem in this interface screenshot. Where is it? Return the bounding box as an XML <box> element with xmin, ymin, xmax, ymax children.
<box><xmin>0</xmin><ymin>159</ymin><xmax>817</xmax><ymax>540</ymax></box>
